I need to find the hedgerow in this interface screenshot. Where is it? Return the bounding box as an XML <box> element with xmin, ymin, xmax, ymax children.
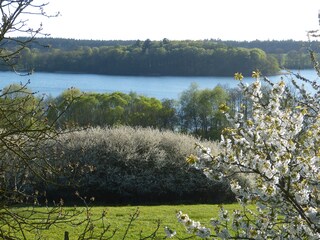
<box><xmin>42</xmin><ymin>126</ymin><xmax>234</xmax><ymax>204</ymax></box>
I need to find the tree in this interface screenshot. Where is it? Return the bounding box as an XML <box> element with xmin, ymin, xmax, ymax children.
<box><xmin>178</xmin><ymin>83</ymin><xmax>201</xmax><ymax>134</ymax></box>
<box><xmin>126</xmin><ymin>95</ymin><xmax>163</xmax><ymax>128</ymax></box>
<box><xmin>0</xmin><ymin>82</ymin><xmax>83</xmax><ymax>239</ymax></box>
<box><xmin>0</xmin><ymin>1</ymin><xmax>59</xmax><ymax>73</ymax></box>
<box><xmin>0</xmin><ymin>2</ymin><xmax>108</xmax><ymax>239</ymax></box>
<box><xmin>173</xmin><ymin>41</ymin><xmax>320</xmax><ymax>238</ymax></box>
<box><xmin>158</xmin><ymin>98</ymin><xmax>178</xmax><ymax>131</ymax></box>
<box><xmin>142</xmin><ymin>38</ymin><xmax>152</xmax><ymax>54</ymax></box>
<box><xmin>178</xmin><ymin>83</ymin><xmax>229</xmax><ymax>139</ymax></box>
<box><xmin>197</xmin><ymin>86</ymin><xmax>229</xmax><ymax>139</ymax></box>
<box><xmin>96</xmin><ymin>92</ymin><xmax>130</xmax><ymax>126</ymax></box>
<box><xmin>48</xmin><ymin>87</ymin><xmax>82</xmax><ymax>128</ymax></box>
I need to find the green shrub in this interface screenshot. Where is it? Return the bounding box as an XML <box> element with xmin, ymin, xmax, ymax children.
<box><xmin>42</xmin><ymin>126</ymin><xmax>233</xmax><ymax>204</ymax></box>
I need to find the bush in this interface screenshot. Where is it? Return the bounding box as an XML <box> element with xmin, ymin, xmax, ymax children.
<box><xmin>42</xmin><ymin>126</ymin><xmax>234</xmax><ymax>204</ymax></box>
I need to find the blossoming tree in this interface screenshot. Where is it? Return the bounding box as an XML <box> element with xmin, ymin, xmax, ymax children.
<box><xmin>169</xmin><ymin>33</ymin><xmax>320</xmax><ymax>239</ymax></box>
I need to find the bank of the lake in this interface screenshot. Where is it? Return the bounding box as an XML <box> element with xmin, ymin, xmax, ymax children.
<box><xmin>0</xmin><ymin>69</ymin><xmax>317</xmax><ymax>99</ymax></box>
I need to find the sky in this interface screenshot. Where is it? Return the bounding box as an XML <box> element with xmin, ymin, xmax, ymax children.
<box><xmin>34</xmin><ymin>0</ymin><xmax>320</xmax><ymax>41</ymax></box>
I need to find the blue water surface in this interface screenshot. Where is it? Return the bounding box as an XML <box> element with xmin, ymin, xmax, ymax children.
<box><xmin>0</xmin><ymin>69</ymin><xmax>317</xmax><ymax>99</ymax></box>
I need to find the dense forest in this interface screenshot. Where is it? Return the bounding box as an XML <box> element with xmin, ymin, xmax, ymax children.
<box><xmin>4</xmin><ymin>38</ymin><xmax>316</xmax><ymax>77</ymax></box>
<box><xmin>12</xmin><ymin>39</ymin><xmax>278</xmax><ymax>76</ymax></box>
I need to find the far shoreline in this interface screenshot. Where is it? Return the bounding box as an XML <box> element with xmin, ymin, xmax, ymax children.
<box><xmin>4</xmin><ymin>69</ymin><xmax>296</xmax><ymax>78</ymax></box>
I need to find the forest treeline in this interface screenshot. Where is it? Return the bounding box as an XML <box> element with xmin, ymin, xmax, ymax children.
<box><xmin>221</xmin><ymin>39</ymin><xmax>320</xmax><ymax>69</ymax></box>
<box><xmin>7</xmin><ymin>38</ymin><xmax>318</xmax><ymax>76</ymax></box>
<box><xmin>22</xmin><ymin>37</ymin><xmax>320</xmax><ymax>54</ymax></box>
<box><xmin>3</xmin><ymin>81</ymin><xmax>234</xmax><ymax>139</ymax></box>
<box><xmin>41</xmin><ymin>83</ymin><xmax>243</xmax><ymax>140</ymax></box>
<box><xmin>14</xmin><ymin>39</ymin><xmax>278</xmax><ymax>76</ymax></box>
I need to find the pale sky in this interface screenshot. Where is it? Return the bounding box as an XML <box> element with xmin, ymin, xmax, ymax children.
<box><xmin>35</xmin><ymin>0</ymin><xmax>320</xmax><ymax>41</ymax></box>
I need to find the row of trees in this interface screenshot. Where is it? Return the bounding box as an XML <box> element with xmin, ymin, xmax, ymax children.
<box><xmin>43</xmin><ymin>84</ymin><xmax>242</xmax><ymax>140</ymax></box>
<box><xmin>48</xmin><ymin>88</ymin><xmax>177</xmax><ymax>130</ymax></box>
<box><xmin>14</xmin><ymin>39</ymin><xmax>280</xmax><ymax>76</ymax></box>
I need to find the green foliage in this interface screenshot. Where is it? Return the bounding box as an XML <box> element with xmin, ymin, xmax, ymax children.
<box><xmin>221</xmin><ymin>39</ymin><xmax>320</xmax><ymax>69</ymax></box>
<box><xmin>47</xmin><ymin>85</ymin><xmax>232</xmax><ymax>140</ymax></box>
<box><xmin>178</xmin><ymin>84</ymin><xmax>229</xmax><ymax>139</ymax></box>
<box><xmin>49</xmin><ymin>90</ymin><xmax>178</xmax><ymax>130</ymax></box>
<box><xmin>13</xmin><ymin>39</ymin><xmax>280</xmax><ymax>76</ymax></box>
<box><xmin>46</xmin><ymin>84</ymin><xmax>235</xmax><ymax>140</ymax></box>
<box><xmin>8</xmin><ymin>38</ymin><xmax>320</xmax><ymax>72</ymax></box>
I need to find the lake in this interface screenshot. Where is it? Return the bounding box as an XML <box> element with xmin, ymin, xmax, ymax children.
<box><xmin>0</xmin><ymin>69</ymin><xmax>318</xmax><ymax>99</ymax></box>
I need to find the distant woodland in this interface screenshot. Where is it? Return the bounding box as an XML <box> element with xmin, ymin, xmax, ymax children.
<box><xmin>5</xmin><ymin>38</ymin><xmax>320</xmax><ymax>76</ymax></box>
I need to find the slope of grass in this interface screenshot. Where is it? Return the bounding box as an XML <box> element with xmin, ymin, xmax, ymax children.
<box><xmin>10</xmin><ymin>204</ymin><xmax>244</xmax><ymax>239</ymax></box>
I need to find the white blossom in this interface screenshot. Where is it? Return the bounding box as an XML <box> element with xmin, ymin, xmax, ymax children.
<box><xmin>177</xmin><ymin>69</ymin><xmax>320</xmax><ymax>239</ymax></box>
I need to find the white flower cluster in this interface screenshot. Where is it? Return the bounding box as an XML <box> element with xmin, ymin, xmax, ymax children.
<box><xmin>176</xmin><ymin>211</ymin><xmax>211</xmax><ymax>238</ymax></box>
<box><xmin>176</xmin><ymin>71</ymin><xmax>320</xmax><ymax>239</ymax></box>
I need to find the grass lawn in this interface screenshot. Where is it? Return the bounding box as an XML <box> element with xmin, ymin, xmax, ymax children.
<box><xmin>7</xmin><ymin>203</ymin><xmax>244</xmax><ymax>239</ymax></box>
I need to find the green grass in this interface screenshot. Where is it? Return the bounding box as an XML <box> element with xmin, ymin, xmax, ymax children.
<box><xmin>7</xmin><ymin>204</ymin><xmax>245</xmax><ymax>240</ymax></box>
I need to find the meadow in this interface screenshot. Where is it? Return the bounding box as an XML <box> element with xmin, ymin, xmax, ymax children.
<box><xmin>15</xmin><ymin>204</ymin><xmax>244</xmax><ymax>239</ymax></box>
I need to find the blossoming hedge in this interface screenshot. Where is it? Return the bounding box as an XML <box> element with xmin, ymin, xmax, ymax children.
<box><xmin>41</xmin><ymin>126</ymin><xmax>235</xmax><ymax>204</ymax></box>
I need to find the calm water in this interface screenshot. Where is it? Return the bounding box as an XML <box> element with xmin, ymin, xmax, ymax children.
<box><xmin>0</xmin><ymin>69</ymin><xmax>317</xmax><ymax>99</ymax></box>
